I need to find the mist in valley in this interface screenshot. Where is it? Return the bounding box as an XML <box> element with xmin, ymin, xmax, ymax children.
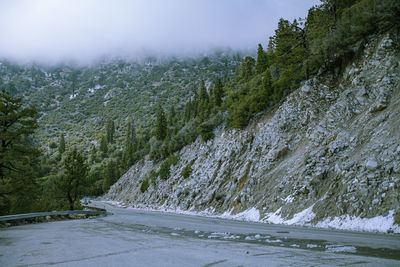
<box><xmin>0</xmin><ymin>0</ymin><xmax>319</xmax><ymax>65</ymax></box>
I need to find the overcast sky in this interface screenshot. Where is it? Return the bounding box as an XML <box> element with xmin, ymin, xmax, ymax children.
<box><xmin>0</xmin><ymin>0</ymin><xmax>320</xmax><ymax>65</ymax></box>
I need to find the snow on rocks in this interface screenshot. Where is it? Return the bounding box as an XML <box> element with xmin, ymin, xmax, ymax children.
<box><xmin>264</xmin><ymin>205</ymin><xmax>316</xmax><ymax>226</ymax></box>
<box><xmin>315</xmin><ymin>210</ymin><xmax>400</xmax><ymax>233</ymax></box>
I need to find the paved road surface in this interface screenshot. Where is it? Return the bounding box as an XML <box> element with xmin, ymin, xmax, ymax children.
<box><xmin>1</xmin><ymin>201</ymin><xmax>400</xmax><ymax>266</ymax></box>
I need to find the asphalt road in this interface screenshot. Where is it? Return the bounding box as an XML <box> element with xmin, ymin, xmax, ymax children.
<box><xmin>1</xmin><ymin>201</ymin><xmax>400</xmax><ymax>266</ymax></box>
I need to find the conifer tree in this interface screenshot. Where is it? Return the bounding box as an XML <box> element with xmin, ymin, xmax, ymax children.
<box><xmin>0</xmin><ymin>90</ymin><xmax>39</xmax><ymax>214</ymax></box>
<box><xmin>123</xmin><ymin>118</ymin><xmax>136</xmax><ymax>167</ymax></box>
<box><xmin>208</xmin><ymin>85</ymin><xmax>215</xmax><ymax>108</ymax></box>
<box><xmin>321</xmin><ymin>0</ymin><xmax>360</xmax><ymax>27</ymax></box>
<box><xmin>58</xmin><ymin>134</ymin><xmax>66</xmax><ymax>155</ymax></box>
<box><xmin>268</xmin><ymin>18</ymin><xmax>306</xmax><ymax>94</ymax></box>
<box><xmin>166</xmin><ymin>105</ymin><xmax>177</xmax><ymax>141</ymax></box>
<box><xmin>155</xmin><ymin>104</ymin><xmax>167</xmax><ymax>141</ymax></box>
<box><xmin>100</xmin><ymin>135</ymin><xmax>108</xmax><ymax>155</ymax></box>
<box><xmin>242</xmin><ymin>56</ymin><xmax>256</xmax><ymax>80</ymax></box>
<box><xmin>102</xmin><ymin>160</ymin><xmax>120</xmax><ymax>193</ymax></box>
<box><xmin>184</xmin><ymin>100</ymin><xmax>192</xmax><ymax>121</ymax></box>
<box><xmin>192</xmin><ymin>90</ymin><xmax>199</xmax><ymax>118</ymax></box>
<box><xmin>255</xmin><ymin>44</ymin><xmax>268</xmax><ymax>74</ymax></box>
<box><xmin>198</xmin><ymin>80</ymin><xmax>210</xmax><ymax>121</ymax></box>
<box><xmin>214</xmin><ymin>78</ymin><xmax>224</xmax><ymax>107</ymax></box>
<box><xmin>167</xmin><ymin>105</ymin><xmax>176</xmax><ymax>126</ymax></box>
<box><xmin>199</xmin><ymin>80</ymin><xmax>208</xmax><ymax>102</ymax></box>
<box><xmin>292</xmin><ymin>19</ymin><xmax>310</xmax><ymax>80</ymax></box>
<box><xmin>71</xmin><ymin>71</ymin><xmax>79</xmax><ymax>97</ymax></box>
<box><xmin>106</xmin><ymin>119</ymin><xmax>115</xmax><ymax>144</ymax></box>
<box><xmin>125</xmin><ymin>118</ymin><xmax>136</xmax><ymax>146</ymax></box>
<box><xmin>60</xmin><ymin>147</ymin><xmax>88</xmax><ymax>210</ymax></box>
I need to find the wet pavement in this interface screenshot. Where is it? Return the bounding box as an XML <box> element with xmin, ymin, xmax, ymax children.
<box><xmin>1</xmin><ymin>202</ymin><xmax>399</xmax><ymax>266</ymax></box>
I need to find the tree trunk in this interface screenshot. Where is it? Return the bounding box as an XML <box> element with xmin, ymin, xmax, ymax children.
<box><xmin>67</xmin><ymin>192</ymin><xmax>74</xmax><ymax>210</ymax></box>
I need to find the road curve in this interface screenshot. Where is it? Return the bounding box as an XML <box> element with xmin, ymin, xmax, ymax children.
<box><xmin>1</xmin><ymin>201</ymin><xmax>399</xmax><ymax>266</ymax></box>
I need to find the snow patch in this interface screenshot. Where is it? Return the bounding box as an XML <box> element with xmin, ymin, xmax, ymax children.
<box><xmin>286</xmin><ymin>204</ymin><xmax>316</xmax><ymax>225</ymax></box>
<box><xmin>230</xmin><ymin>207</ymin><xmax>260</xmax><ymax>222</ymax></box>
<box><xmin>219</xmin><ymin>208</ymin><xmax>234</xmax><ymax>219</ymax></box>
<box><xmin>265</xmin><ymin>208</ymin><xmax>284</xmax><ymax>224</ymax></box>
<box><xmin>315</xmin><ymin>210</ymin><xmax>400</xmax><ymax>233</ymax></box>
<box><xmin>208</xmin><ymin>232</ymin><xmax>240</xmax><ymax>240</ymax></box>
<box><xmin>265</xmin><ymin>239</ymin><xmax>282</xmax><ymax>243</ymax></box>
<box><xmin>264</xmin><ymin>205</ymin><xmax>315</xmax><ymax>225</ymax></box>
<box><xmin>325</xmin><ymin>245</ymin><xmax>357</xmax><ymax>253</ymax></box>
<box><xmin>219</xmin><ymin>207</ymin><xmax>260</xmax><ymax>222</ymax></box>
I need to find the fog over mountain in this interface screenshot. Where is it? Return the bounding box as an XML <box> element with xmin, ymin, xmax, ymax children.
<box><xmin>0</xmin><ymin>0</ymin><xmax>319</xmax><ymax>65</ymax></box>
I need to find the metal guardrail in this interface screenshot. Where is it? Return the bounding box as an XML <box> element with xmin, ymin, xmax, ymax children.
<box><xmin>82</xmin><ymin>205</ymin><xmax>107</xmax><ymax>212</ymax></box>
<box><xmin>0</xmin><ymin>209</ymin><xmax>107</xmax><ymax>222</ymax></box>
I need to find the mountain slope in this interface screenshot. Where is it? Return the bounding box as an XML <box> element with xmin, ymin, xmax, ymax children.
<box><xmin>106</xmin><ymin>32</ymin><xmax>400</xmax><ymax>233</ymax></box>
<box><xmin>0</xmin><ymin>53</ymin><xmax>241</xmax><ymax>152</ymax></box>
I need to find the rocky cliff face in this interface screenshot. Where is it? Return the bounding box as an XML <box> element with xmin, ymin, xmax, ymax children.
<box><xmin>106</xmin><ymin>33</ymin><xmax>400</xmax><ymax>233</ymax></box>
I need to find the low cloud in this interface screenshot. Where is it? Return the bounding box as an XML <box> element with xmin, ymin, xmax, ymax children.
<box><xmin>0</xmin><ymin>0</ymin><xmax>319</xmax><ymax>64</ymax></box>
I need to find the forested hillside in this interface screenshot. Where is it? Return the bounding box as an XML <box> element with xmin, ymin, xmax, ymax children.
<box><xmin>0</xmin><ymin>0</ymin><xmax>399</xmax><ymax>215</ymax></box>
<box><xmin>0</xmin><ymin>53</ymin><xmax>242</xmax><ymax>214</ymax></box>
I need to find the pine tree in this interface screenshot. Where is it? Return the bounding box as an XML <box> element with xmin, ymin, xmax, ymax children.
<box><xmin>125</xmin><ymin>117</ymin><xmax>136</xmax><ymax>146</ymax></box>
<box><xmin>71</xmin><ymin>71</ymin><xmax>79</xmax><ymax>97</ymax></box>
<box><xmin>155</xmin><ymin>104</ymin><xmax>167</xmax><ymax>141</ymax></box>
<box><xmin>166</xmin><ymin>105</ymin><xmax>177</xmax><ymax>141</ymax></box>
<box><xmin>100</xmin><ymin>135</ymin><xmax>108</xmax><ymax>155</ymax></box>
<box><xmin>255</xmin><ymin>44</ymin><xmax>268</xmax><ymax>74</ymax></box>
<box><xmin>268</xmin><ymin>18</ymin><xmax>307</xmax><ymax>94</ymax></box>
<box><xmin>292</xmin><ymin>18</ymin><xmax>310</xmax><ymax>80</ymax></box>
<box><xmin>0</xmin><ymin>90</ymin><xmax>39</xmax><ymax>214</ymax></box>
<box><xmin>214</xmin><ymin>78</ymin><xmax>224</xmax><ymax>107</ymax></box>
<box><xmin>321</xmin><ymin>0</ymin><xmax>360</xmax><ymax>27</ymax></box>
<box><xmin>242</xmin><ymin>56</ymin><xmax>256</xmax><ymax>80</ymax></box>
<box><xmin>262</xmin><ymin>71</ymin><xmax>273</xmax><ymax>97</ymax></box>
<box><xmin>106</xmin><ymin>119</ymin><xmax>115</xmax><ymax>144</ymax></box>
<box><xmin>58</xmin><ymin>134</ymin><xmax>66</xmax><ymax>155</ymax></box>
<box><xmin>167</xmin><ymin>105</ymin><xmax>176</xmax><ymax>126</ymax></box>
<box><xmin>198</xmin><ymin>80</ymin><xmax>210</xmax><ymax>121</ymax></box>
<box><xmin>208</xmin><ymin>85</ymin><xmax>215</xmax><ymax>109</ymax></box>
<box><xmin>192</xmin><ymin>90</ymin><xmax>199</xmax><ymax>118</ymax></box>
<box><xmin>123</xmin><ymin>118</ymin><xmax>137</xmax><ymax>167</ymax></box>
<box><xmin>60</xmin><ymin>147</ymin><xmax>88</xmax><ymax>210</ymax></box>
<box><xmin>102</xmin><ymin>160</ymin><xmax>120</xmax><ymax>193</ymax></box>
<box><xmin>199</xmin><ymin>80</ymin><xmax>209</xmax><ymax>102</ymax></box>
<box><xmin>184</xmin><ymin>100</ymin><xmax>192</xmax><ymax>121</ymax></box>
